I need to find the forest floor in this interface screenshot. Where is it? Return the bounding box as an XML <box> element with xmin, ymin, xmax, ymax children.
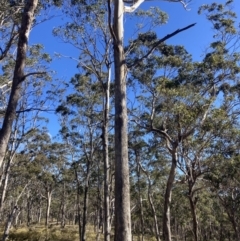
<box><xmin>0</xmin><ymin>224</ymin><xmax>155</xmax><ymax>241</ymax></box>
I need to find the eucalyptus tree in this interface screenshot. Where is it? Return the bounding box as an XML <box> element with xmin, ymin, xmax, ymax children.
<box><xmin>0</xmin><ymin>43</ymin><xmax>54</xmax><ymax>225</ymax></box>
<box><xmin>0</xmin><ymin>0</ymin><xmax>40</xmax><ymax>171</ymax></box>
<box><xmin>56</xmin><ymin>72</ymin><xmax>104</xmax><ymax>241</ymax></box>
<box><xmin>0</xmin><ymin>1</ymin><xmax>20</xmax><ymax>105</ymax></box>
<box><xmin>108</xmin><ymin>0</ymin><xmax>195</xmax><ymax>239</ymax></box>
<box><xmin>128</xmin><ymin>125</ymin><xmax>170</xmax><ymax>241</ymax></box>
<box><xmin>53</xmin><ymin>1</ymin><xmax>114</xmax><ymax>239</ymax></box>
<box><xmin>19</xmin><ymin>128</ymin><xmax>69</xmax><ymax>227</ymax></box>
<box><xmin>127</xmin><ymin>0</ymin><xmax>240</xmax><ymax>236</ymax></box>
<box><xmin>204</xmin><ymin>122</ymin><xmax>240</xmax><ymax>240</ymax></box>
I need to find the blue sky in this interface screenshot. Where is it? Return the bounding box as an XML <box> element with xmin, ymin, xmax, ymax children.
<box><xmin>29</xmin><ymin>0</ymin><xmax>240</xmax><ymax>136</ymax></box>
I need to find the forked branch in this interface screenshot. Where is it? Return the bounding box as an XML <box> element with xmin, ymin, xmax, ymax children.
<box><xmin>124</xmin><ymin>0</ymin><xmax>192</xmax><ymax>12</ymax></box>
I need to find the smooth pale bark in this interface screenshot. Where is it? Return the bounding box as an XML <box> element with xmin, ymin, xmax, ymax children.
<box><xmin>45</xmin><ymin>190</ymin><xmax>52</xmax><ymax>227</ymax></box>
<box><xmin>0</xmin><ymin>160</ymin><xmax>10</xmax><ymax>215</ymax></box>
<box><xmin>2</xmin><ymin>206</ymin><xmax>19</xmax><ymax>241</ymax></box>
<box><xmin>0</xmin><ymin>0</ymin><xmax>38</xmax><ymax>170</ymax></box>
<box><xmin>103</xmin><ymin>67</ymin><xmax>111</xmax><ymax>241</ymax></box>
<box><xmin>2</xmin><ymin>184</ymin><xmax>28</xmax><ymax>241</ymax></box>
<box><xmin>113</xmin><ymin>0</ymin><xmax>132</xmax><ymax>240</ymax></box>
<box><xmin>163</xmin><ymin>149</ymin><xmax>177</xmax><ymax>241</ymax></box>
<box><xmin>148</xmin><ymin>192</ymin><xmax>161</xmax><ymax>241</ymax></box>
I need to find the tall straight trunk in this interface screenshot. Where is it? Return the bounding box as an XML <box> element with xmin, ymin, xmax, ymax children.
<box><xmin>135</xmin><ymin>151</ymin><xmax>144</xmax><ymax>241</ymax></box>
<box><xmin>37</xmin><ymin>206</ymin><xmax>42</xmax><ymax>224</ymax></box>
<box><xmin>36</xmin><ymin>197</ymin><xmax>42</xmax><ymax>224</ymax></box>
<box><xmin>0</xmin><ymin>161</ymin><xmax>10</xmax><ymax>214</ymax></box>
<box><xmin>27</xmin><ymin>195</ymin><xmax>32</xmax><ymax>226</ymax></box>
<box><xmin>77</xmin><ymin>187</ymin><xmax>82</xmax><ymax>241</ymax></box>
<box><xmin>163</xmin><ymin>150</ymin><xmax>177</xmax><ymax>241</ymax></box>
<box><xmin>82</xmin><ymin>172</ymin><xmax>90</xmax><ymax>241</ymax></box>
<box><xmin>188</xmin><ymin>195</ymin><xmax>198</xmax><ymax>241</ymax></box>
<box><xmin>0</xmin><ymin>129</ymin><xmax>18</xmax><ymax>220</ymax></box>
<box><xmin>61</xmin><ymin>182</ymin><xmax>66</xmax><ymax>228</ymax></box>
<box><xmin>103</xmin><ymin>66</ymin><xmax>111</xmax><ymax>241</ymax></box>
<box><xmin>148</xmin><ymin>192</ymin><xmax>161</xmax><ymax>241</ymax></box>
<box><xmin>113</xmin><ymin>0</ymin><xmax>132</xmax><ymax>240</ymax></box>
<box><xmin>45</xmin><ymin>191</ymin><xmax>52</xmax><ymax>227</ymax></box>
<box><xmin>0</xmin><ymin>0</ymin><xmax>38</xmax><ymax>170</ymax></box>
<box><xmin>139</xmin><ymin>162</ymin><xmax>161</xmax><ymax>241</ymax></box>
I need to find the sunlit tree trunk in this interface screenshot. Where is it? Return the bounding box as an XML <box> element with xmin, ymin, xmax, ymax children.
<box><xmin>0</xmin><ymin>0</ymin><xmax>38</xmax><ymax>170</ymax></box>
<box><xmin>112</xmin><ymin>0</ymin><xmax>131</xmax><ymax>240</ymax></box>
<box><xmin>45</xmin><ymin>190</ymin><xmax>52</xmax><ymax>227</ymax></box>
<box><xmin>103</xmin><ymin>66</ymin><xmax>111</xmax><ymax>241</ymax></box>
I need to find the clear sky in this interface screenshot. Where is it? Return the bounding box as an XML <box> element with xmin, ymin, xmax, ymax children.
<box><xmin>29</xmin><ymin>0</ymin><xmax>240</xmax><ymax>137</ymax></box>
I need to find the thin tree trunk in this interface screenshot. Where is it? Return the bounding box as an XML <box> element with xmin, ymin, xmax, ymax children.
<box><xmin>37</xmin><ymin>206</ymin><xmax>42</xmax><ymax>224</ymax></box>
<box><xmin>45</xmin><ymin>191</ymin><xmax>52</xmax><ymax>227</ymax></box>
<box><xmin>112</xmin><ymin>0</ymin><xmax>131</xmax><ymax>240</ymax></box>
<box><xmin>2</xmin><ymin>184</ymin><xmax>28</xmax><ymax>241</ymax></box>
<box><xmin>103</xmin><ymin>66</ymin><xmax>111</xmax><ymax>241</ymax></box>
<box><xmin>14</xmin><ymin>209</ymin><xmax>21</xmax><ymax>227</ymax></box>
<box><xmin>0</xmin><ymin>162</ymin><xmax>10</xmax><ymax>214</ymax></box>
<box><xmin>2</xmin><ymin>206</ymin><xmax>18</xmax><ymax>241</ymax></box>
<box><xmin>82</xmin><ymin>171</ymin><xmax>90</xmax><ymax>241</ymax></box>
<box><xmin>0</xmin><ymin>0</ymin><xmax>38</xmax><ymax>170</ymax></box>
<box><xmin>188</xmin><ymin>194</ymin><xmax>198</xmax><ymax>241</ymax></box>
<box><xmin>61</xmin><ymin>182</ymin><xmax>66</xmax><ymax>228</ymax></box>
<box><xmin>163</xmin><ymin>151</ymin><xmax>177</xmax><ymax>241</ymax></box>
<box><xmin>77</xmin><ymin>188</ymin><xmax>82</xmax><ymax>241</ymax></box>
<box><xmin>139</xmin><ymin>161</ymin><xmax>161</xmax><ymax>241</ymax></box>
<box><xmin>148</xmin><ymin>192</ymin><xmax>161</xmax><ymax>241</ymax></box>
<box><xmin>36</xmin><ymin>197</ymin><xmax>42</xmax><ymax>224</ymax></box>
<box><xmin>135</xmin><ymin>151</ymin><xmax>144</xmax><ymax>241</ymax></box>
<box><xmin>27</xmin><ymin>195</ymin><xmax>32</xmax><ymax>226</ymax></box>
<box><xmin>0</xmin><ymin>131</ymin><xmax>18</xmax><ymax>219</ymax></box>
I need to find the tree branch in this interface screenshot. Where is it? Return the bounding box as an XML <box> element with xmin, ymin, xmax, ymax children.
<box><xmin>21</xmin><ymin>71</ymin><xmax>47</xmax><ymax>82</ymax></box>
<box><xmin>107</xmin><ymin>0</ymin><xmax>117</xmax><ymax>42</ymax></box>
<box><xmin>128</xmin><ymin>23</ymin><xmax>196</xmax><ymax>68</ymax></box>
<box><xmin>16</xmin><ymin>108</ymin><xmax>55</xmax><ymax>114</ymax></box>
<box><xmin>124</xmin><ymin>0</ymin><xmax>145</xmax><ymax>12</ymax></box>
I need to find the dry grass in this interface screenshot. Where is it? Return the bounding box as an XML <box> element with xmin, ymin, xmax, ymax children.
<box><xmin>0</xmin><ymin>225</ymin><xmax>80</xmax><ymax>241</ymax></box>
<box><xmin>0</xmin><ymin>224</ymin><xmax>156</xmax><ymax>241</ymax></box>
